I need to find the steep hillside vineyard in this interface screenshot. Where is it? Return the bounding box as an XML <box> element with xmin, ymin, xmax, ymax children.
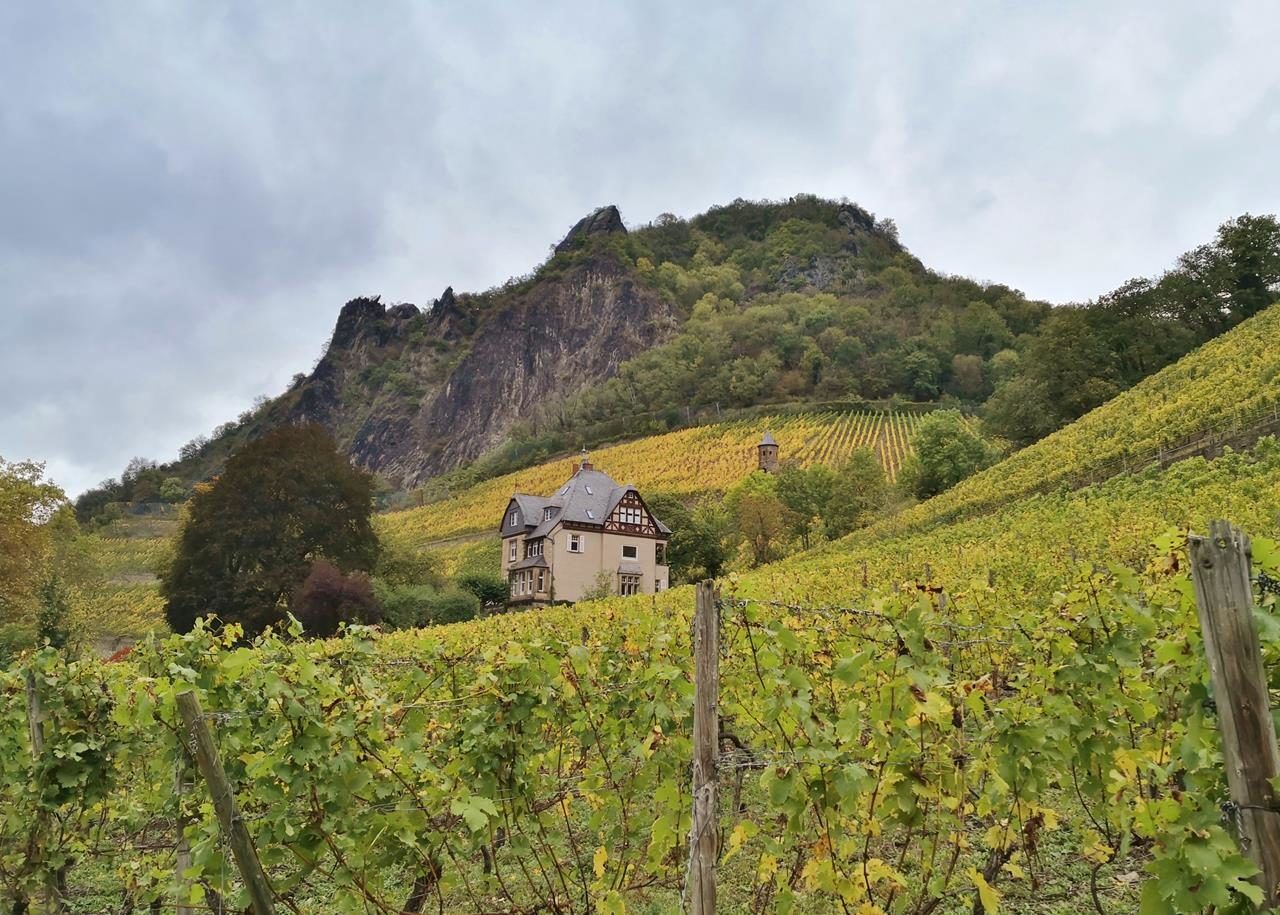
<box><xmin>377</xmin><ymin>411</ymin><xmax>924</xmax><ymax>549</ymax></box>
<box><xmin>7</xmin><ymin>443</ymin><xmax>1280</xmax><ymax>913</ymax></box>
<box><xmin>884</xmin><ymin>301</ymin><xmax>1280</xmax><ymax>534</ymax></box>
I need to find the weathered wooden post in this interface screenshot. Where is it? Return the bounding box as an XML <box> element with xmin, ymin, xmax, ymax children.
<box><xmin>174</xmin><ymin>757</ymin><xmax>196</xmax><ymax>915</ymax></box>
<box><xmin>689</xmin><ymin>581</ymin><xmax>720</xmax><ymax>915</ymax></box>
<box><xmin>25</xmin><ymin>670</ymin><xmax>64</xmax><ymax>915</ymax></box>
<box><xmin>1190</xmin><ymin>521</ymin><xmax>1280</xmax><ymax>907</ymax></box>
<box><xmin>175</xmin><ymin>691</ymin><xmax>277</xmax><ymax>915</ymax></box>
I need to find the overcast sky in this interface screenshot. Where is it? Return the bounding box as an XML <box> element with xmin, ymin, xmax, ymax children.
<box><xmin>4</xmin><ymin>1</ymin><xmax>1279</xmax><ymax>497</ymax></box>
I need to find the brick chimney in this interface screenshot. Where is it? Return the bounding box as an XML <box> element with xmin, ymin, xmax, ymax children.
<box><xmin>577</xmin><ymin>447</ymin><xmax>593</xmax><ymax>472</ymax></box>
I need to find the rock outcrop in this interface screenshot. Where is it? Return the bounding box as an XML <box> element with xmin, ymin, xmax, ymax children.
<box><xmin>554</xmin><ymin>205</ymin><xmax>626</xmax><ymax>254</ymax></box>
<box><xmin>288</xmin><ymin>236</ymin><xmax>675</xmax><ymax>487</ymax></box>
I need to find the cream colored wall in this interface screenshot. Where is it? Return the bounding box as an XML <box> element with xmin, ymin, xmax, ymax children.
<box><xmin>541</xmin><ymin>527</ymin><xmax>668</xmax><ymax>601</ymax></box>
<box><xmin>547</xmin><ymin>528</ymin><xmax>597</xmax><ymax>603</ymax></box>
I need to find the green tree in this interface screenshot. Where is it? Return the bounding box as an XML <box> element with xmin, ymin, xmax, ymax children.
<box><xmin>36</xmin><ymin>576</ymin><xmax>72</xmax><ymax>649</ymax></box>
<box><xmin>162</xmin><ymin>424</ymin><xmax>379</xmax><ymax>636</ymax></box>
<box><xmin>823</xmin><ymin>449</ymin><xmax>887</xmax><ymax>538</ymax></box>
<box><xmin>645</xmin><ymin>492</ymin><xmax>732</xmax><ymax>583</ymax></box>
<box><xmin>457</xmin><ymin>572</ymin><xmax>509</xmax><ymax>607</ymax></box>
<box><xmin>900</xmin><ymin>410</ymin><xmax>996</xmax><ymax>499</ymax></box>
<box><xmin>0</xmin><ymin>457</ymin><xmax>64</xmax><ymax>640</ymax></box>
<box><xmin>775</xmin><ymin>464</ymin><xmax>837</xmax><ymax>549</ymax></box>
<box><xmin>732</xmin><ymin>491</ymin><xmax>799</xmax><ymax>567</ymax></box>
<box><xmin>159</xmin><ymin>477</ymin><xmax>186</xmax><ymax>503</ymax></box>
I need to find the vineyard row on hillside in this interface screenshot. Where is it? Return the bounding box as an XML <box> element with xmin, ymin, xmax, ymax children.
<box><xmin>378</xmin><ymin>410</ymin><xmax>927</xmax><ymax>550</ymax></box>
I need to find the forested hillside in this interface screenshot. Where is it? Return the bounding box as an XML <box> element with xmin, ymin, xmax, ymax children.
<box><xmin>73</xmin><ymin>198</ymin><xmax>1279</xmax><ymax>527</ymax></box>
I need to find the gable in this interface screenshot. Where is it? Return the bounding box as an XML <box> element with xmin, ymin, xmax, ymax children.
<box><xmin>603</xmin><ymin>490</ymin><xmax>661</xmax><ymax>536</ymax></box>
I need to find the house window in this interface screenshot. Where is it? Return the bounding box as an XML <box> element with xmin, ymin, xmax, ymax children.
<box><xmin>544</xmin><ymin>507</ymin><xmax>555</xmax><ymax>521</ymax></box>
<box><xmin>509</xmin><ymin>540</ymin><xmax>517</xmax><ymax>562</ymax></box>
<box><xmin>509</xmin><ymin>510</ymin><xmax>519</xmax><ymax>527</ymax></box>
<box><xmin>619</xmin><ymin>573</ymin><xmax>641</xmax><ymax>596</ymax></box>
<box><xmin>616</xmin><ymin>505</ymin><xmax>644</xmax><ymax>526</ymax></box>
<box><xmin>622</xmin><ymin>544</ymin><xmax>638</xmax><ymax>560</ymax></box>
<box><xmin>511</xmin><ymin>569</ymin><xmax>536</xmax><ymax>596</ymax></box>
<box><xmin>536</xmin><ymin>570</ymin><xmax>546</xmax><ymax>592</ymax></box>
<box><xmin>525</xmin><ymin>539</ymin><xmax>543</xmax><ymax>558</ymax></box>
<box><xmin>656</xmin><ymin>542</ymin><xmax>667</xmax><ymax>565</ymax></box>
<box><xmin>569</xmin><ymin>534</ymin><xmax>583</xmax><ymax>553</ymax></box>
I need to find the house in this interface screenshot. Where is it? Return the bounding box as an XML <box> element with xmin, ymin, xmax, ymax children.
<box><xmin>499</xmin><ymin>450</ymin><xmax>671</xmax><ymax>605</ymax></box>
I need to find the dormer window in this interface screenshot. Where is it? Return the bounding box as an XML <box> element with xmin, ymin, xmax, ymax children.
<box><xmin>543</xmin><ymin>507</ymin><xmax>555</xmax><ymax>521</ymax></box>
<box><xmin>508</xmin><ymin>510</ymin><xmax>519</xmax><ymax>527</ymax></box>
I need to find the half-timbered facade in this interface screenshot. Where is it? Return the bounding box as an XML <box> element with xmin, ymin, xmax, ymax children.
<box><xmin>499</xmin><ymin>451</ymin><xmax>671</xmax><ymax>606</ymax></box>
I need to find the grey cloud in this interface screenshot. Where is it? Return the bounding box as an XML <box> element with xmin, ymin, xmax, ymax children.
<box><xmin>2</xmin><ymin>0</ymin><xmax>1279</xmax><ymax>497</ymax></box>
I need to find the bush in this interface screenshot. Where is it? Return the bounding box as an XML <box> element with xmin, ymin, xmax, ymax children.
<box><xmin>292</xmin><ymin>560</ymin><xmax>381</xmax><ymax>638</ymax></box>
<box><xmin>425</xmin><ymin>588</ymin><xmax>480</xmax><ymax>625</ymax></box>
<box><xmin>457</xmin><ymin>572</ymin><xmax>509</xmax><ymax>608</ymax></box>
<box><xmin>375</xmin><ymin>582</ymin><xmax>438</xmax><ymax>629</ymax></box>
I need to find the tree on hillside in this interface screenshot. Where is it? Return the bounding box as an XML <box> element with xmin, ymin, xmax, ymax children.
<box><xmin>162</xmin><ymin>424</ymin><xmax>379</xmax><ymax>636</ymax></box>
<box><xmin>0</xmin><ymin>458</ymin><xmax>65</xmax><ymax>647</ymax></box>
<box><xmin>823</xmin><ymin>449</ymin><xmax>888</xmax><ymax>538</ymax></box>
<box><xmin>734</xmin><ymin>492</ymin><xmax>799</xmax><ymax>567</ymax></box>
<box><xmin>898</xmin><ymin>410</ymin><xmax>996</xmax><ymax>500</ymax></box>
<box><xmin>775</xmin><ymin>464</ymin><xmax>837</xmax><ymax>549</ymax></box>
<box><xmin>644</xmin><ymin>492</ymin><xmax>733</xmax><ymax>583</ymax></box>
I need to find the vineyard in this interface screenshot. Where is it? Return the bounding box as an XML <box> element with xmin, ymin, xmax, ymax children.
<box><xmin>8</xmin><ymin>436</ymin><xmax>1280</xmax><ymax>913</ymax></box>
<box><xmin>379</xmin><ymin>410</ymin><xmax>926</xmax><ymax>550</ymax></box>
<box><xmin>886</xmin><ymin>301</ymin><xmax>1280</xmax><ymax>535</ymax></box>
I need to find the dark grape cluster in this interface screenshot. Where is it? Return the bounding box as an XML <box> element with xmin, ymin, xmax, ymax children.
<box><xmin>1258</xmin><ymin>571</ymin><xmax>1280</xmax><ymax>596</ymax></box>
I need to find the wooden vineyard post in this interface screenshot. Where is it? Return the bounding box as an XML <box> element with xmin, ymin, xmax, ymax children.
<box><xmin>25</xmin><ymin>670</ymin><xmax>63</xmax><ymax>915</ymax></box>
<box><xmin>1190</xmin><ymin>521</ymin><xmax>1280</xmax><ymax>907</ymax></box>
<box><xmin>175</xmin><ymin>691</ymin><xmax>277</xmax><ymax>915</ymax></box>
<box><xmin>174</xmin><ymin>757</ymin><xmax>196</xmax><ymax>915</ymax></box>
<box><xmin>689</xmin><ymin>580</ymin><xmax>720</xmax><ymax>915</ymax></box>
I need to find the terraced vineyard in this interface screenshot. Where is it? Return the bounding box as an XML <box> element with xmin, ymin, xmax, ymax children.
<box><xmin>379</xmin><ymin>410</ymin><xmax>926</xmax><ymax>550</ymax></box>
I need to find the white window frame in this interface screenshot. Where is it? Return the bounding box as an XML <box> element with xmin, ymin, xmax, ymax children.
<box><xmin>536</xmin><ymin>570</ymin><xmax>546</xmax><ymax>592</ymax></box>
<box><xmin>508</xmin><ymin>510</ymin><xmax>519</xmax><ymax>527</ymax></box>
<box><xmin>619</xmin><ymin>573</ymin><xmax>641</xmax><ymax>596</ymax></box>
<box><xmin>622</xmin><ymin>544</ymin><xmax>638</xmax><ymax>560</ymax></box>
<box><xmin>509</xmin><ymin>540</ymin><xmax>517</xmax><ymax>562</ymax></box>
<box><xmin>568</xmin><ymin>534</ymin><xmax>583</xmax><ymax>553</ymax></box>
<box><xmin>544</xmin><ymin>507</ymin><xmax>555</xmax><ymax>521</ymax></box>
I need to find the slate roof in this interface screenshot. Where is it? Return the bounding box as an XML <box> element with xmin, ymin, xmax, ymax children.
<box><xmin>760</xmin><ymin>430</ymin><xmax>778</xmax><ymax>446</ymax></box>
<box><xmin>499</xmin><ymin>466</ymin><xmax>670</xmax><ymax>538</ymax></box>
<box><xmin>509</xmin><ymin>555</ymin><xmax>550</xmax><ymax>571</ymax></box>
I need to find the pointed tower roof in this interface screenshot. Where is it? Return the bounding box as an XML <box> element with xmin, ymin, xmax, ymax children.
<box><xmin>759</xmin><ymin>431</ymin><xmax>778</xmax><ymax>447</ymax></box>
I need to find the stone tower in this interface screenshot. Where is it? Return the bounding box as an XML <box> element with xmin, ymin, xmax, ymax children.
<box><xmin>757</xmin><ymin>431</ymin><xmax>779</xmax><ymax>473</ymax></box>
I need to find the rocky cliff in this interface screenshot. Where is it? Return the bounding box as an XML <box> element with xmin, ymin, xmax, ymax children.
<box><xmin>287</xmin><ymin>210</ymin><xmax>675</xmax><ymax>486</ymax></box>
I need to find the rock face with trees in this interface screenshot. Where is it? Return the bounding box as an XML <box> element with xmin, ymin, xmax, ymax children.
<box><xmin>74</xmin><ymin>198</ymin><xmax>1280</xmax><ymax>530</ymax></box>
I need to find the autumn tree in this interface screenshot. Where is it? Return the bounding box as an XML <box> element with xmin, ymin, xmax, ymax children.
<box><xmin>162</xmin><ymin>424</ymin><xmax>379</xmax><ymax>636</ymax></box>
<box><xmin>292</xmin><ymin>560</ymin><xmax>381</xmax><ymax>638</ymax></box>
<box><xmin>0</xmin><ymin>458</ymin><xmax>65</xmax><ymax>655</ymax></box>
